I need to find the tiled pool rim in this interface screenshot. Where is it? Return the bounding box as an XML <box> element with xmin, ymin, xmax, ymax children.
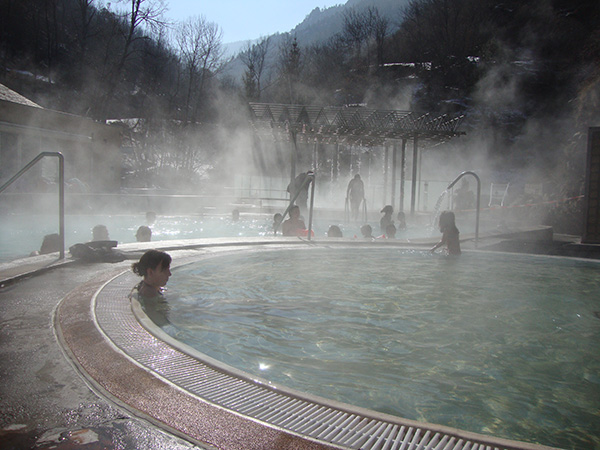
<box><xmin>55</xmin><ymin>241</ymin><xmax>560</xmax><ymax>450</ymax></box>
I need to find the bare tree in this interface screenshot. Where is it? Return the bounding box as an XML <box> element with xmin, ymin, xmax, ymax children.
<box><xmin>395</xmin><ymin>0</ymin><xmax>494</xmax><ymax>97</ymax></box>
<box><xmin>71</xmin><ymin>0</ymin><xmax>97</xmax><ymax>88</ymax></box>
<box><xmin>176</xmin><ymin>16</ymin><xmax>224</xmax><ymax>123</ymax></box>
<box><xmin>369</xmin><ymin>7</ymin><xmax>389</xmax><ymax>68</ymax></box>
<box><xmin>115</xmin><ymin>0</ymin><xmax>167</xmax><ymax>75</ymax></box>
<box><xmin>342</xmin><ymin>8</ymin><xmax>369</xmax><ymax>64</ymax></box>
<box><xmin>401</xmin><ymin>0</ymin><xmax>491</xmax><ymax>65</ymax></box>
<box><xmin>92</xmin><ymin>0</ymin><xmax>167</xmax><ymax>117</ymax></box>
<box><xmin>75</xmin><ymin>0</ymin><xmax>96</xmax><ymax>53</ymax></box>
<box><xmin>240</xmin><ymin>36</ymin><xmax>271</xmax><ymax>101</ymax></box>
<box><xmin>277</xmin><ymin>36</ymin><xmax>302</xmax><ymax>104</ymax></box>
<box><xmin>342</xmin><ymin>6</ymin><xmax>389</xmax><ymax>70</ymax></box>
<box><xmin>304</xmin><ymin>36</ymin><xmax>349</xmax><ymax>103</ymax></box>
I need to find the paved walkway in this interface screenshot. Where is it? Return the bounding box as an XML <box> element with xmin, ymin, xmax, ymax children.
<box><xmin>0</xmin><ymin>255</ymin><xmax>206</xmax><ymax>449</ymax></box>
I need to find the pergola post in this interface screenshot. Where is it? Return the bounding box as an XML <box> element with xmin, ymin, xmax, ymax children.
<box><xmin>333</xmin><ymin>143</ymin><xmax>339</xmax><ymax>182</ymax></box>
<box><xmin>383</xmin><ymin>144</ymin><xmax>389</xmax><ymax>205</ymax></box>
<box><xmin>400</xmin><ymin>139</ymin><xmax>406</xmax><ymax>212</ymax></box>
<box><xmin>289</xmin><ymin>129</ymin><xmax>298</xmax><ymax>198</ymax></box>
<box><xmin>410</xmin><ymin>136</ymin><xmax>419</xmax><ymax>214</ymax></box>
<box><xmin>290</xmin><ymin>129</ymin><xmax>297</xmax><ymax>189</ymax></box>
<box><xmin>391</xmin><ymin>142</ymin><xmax>398</xmax><ymax>209</ymax></box>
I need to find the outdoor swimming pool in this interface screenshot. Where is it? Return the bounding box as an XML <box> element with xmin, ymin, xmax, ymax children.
<box><xmin>158</xmin><ymin>247</ymin><xmax>600</xmax><ymax>450</ymax></box>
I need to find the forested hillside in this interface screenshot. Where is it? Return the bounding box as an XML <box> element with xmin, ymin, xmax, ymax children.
<box><xmin>2</xmin><ymin>0</ymin><xmax>598</xmax><ymax>124</ymax></box>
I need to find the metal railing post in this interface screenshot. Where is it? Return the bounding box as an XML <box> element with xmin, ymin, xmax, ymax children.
<box><xmin>307</xmin><ymin>173</ymin><xmax>316</xmax><ymax>241</ymax></box>
<box><xmin>274</xmin><ymin>171</ymin><xmax>315</xmax><ymax>237</ymax></box>
<box><xmin>0</xmin><ymin>152</ymin><xmax>65</xmax><ymax>258</ymax></box>
<box><xmin>446</xmin><ymin>171</ymin><xmax>481</xmax><ymax>246</ymax></box>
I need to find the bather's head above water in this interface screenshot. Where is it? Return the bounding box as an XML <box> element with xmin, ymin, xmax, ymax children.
<box><xmin>132</xmin><ymin>249</ymin><xmax>172</xmax><ymax>298</ymax></box>
<box><xmin>135</xmin><ymin>225</ymin><xmax>152</xmax><ymax>242</ymax></box>
<box><xmin>92</xmin><ymin>224</ymin><xmax>109</xmax><ymax>241</ymax></box>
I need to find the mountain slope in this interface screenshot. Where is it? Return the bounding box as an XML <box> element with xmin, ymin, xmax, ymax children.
<box><xmin>223</xmin><ymin>0</ymin><xmax>409</xmax><ymax>81</ymax></box>
<box><xmin>290</xmin><ymin>0</ymin><xmax>407</xmax><ymax>46</ymax></box>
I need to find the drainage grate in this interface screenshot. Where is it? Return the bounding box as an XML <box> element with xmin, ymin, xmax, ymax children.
<box><xmin>94</xmin><ymin>269</ymin><xmax>551</xmax><ymax>450</ymax></box>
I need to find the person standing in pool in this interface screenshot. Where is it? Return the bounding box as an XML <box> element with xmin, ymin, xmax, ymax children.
<box><xmin>132</xmin><ymin>249</ymin><xmax>172</xmax><ymax>298</ymax></box>
<box><xmin>346</xmin><ymin>174</ymin><xmax>365</xmax><ymax>221</ymax></box>
<box><xmin>430</xmin><ymin>210</ymin><xmax>461</xmax><ymax>255</ymax></box>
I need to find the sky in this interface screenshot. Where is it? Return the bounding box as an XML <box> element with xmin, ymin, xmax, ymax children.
<box><xmin>163</xmin><ymin>0</ymin><xmax>345</xmax><ymax>43</ymax></box>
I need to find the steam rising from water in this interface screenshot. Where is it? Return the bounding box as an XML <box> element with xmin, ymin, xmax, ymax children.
<box><xmin>1</xmin><ymin>34</ymin><xmax>596</xmax><ymax>244</ymax></box>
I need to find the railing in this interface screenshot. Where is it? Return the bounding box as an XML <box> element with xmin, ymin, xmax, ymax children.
<box><xmin>0</xmin><ymin>152</ymin><xmax>65</xmax><ymax>258</ymax></box>
<box><xmin>274</xmin><ymin>171</ymin><xmax>316</xmax><ymax>240</ymax></box>
<box><xmin>344</xmin><ymin>197</ymin><xmax>367</xmax><ymax>223</ymax></box>
<box><xmin>446</xmin><ymin>171</ymin><xmax>480</xmax><ymax>246</ymax></box>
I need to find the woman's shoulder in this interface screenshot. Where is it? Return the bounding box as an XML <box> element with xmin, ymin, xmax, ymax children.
<box><xmin>138</xmin><ymin>282</ymin><xmax>161</xmax><ymax>299</ymax></box>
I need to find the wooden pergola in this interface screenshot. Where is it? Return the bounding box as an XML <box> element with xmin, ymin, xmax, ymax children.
<box><xmin>248</xmin><ymin>103</ymin><xmax>465</xmax><ymax>214</ymax></box>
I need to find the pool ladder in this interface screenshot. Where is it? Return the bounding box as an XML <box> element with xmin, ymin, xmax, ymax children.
<box><xmin>274</xmin><ymin>170</ymin><xmax>316</xmax><ymax>239</ymax></box>
<box><xmin>446</xmin><ymin>171</ymin><xmax>481</xmax><ymax>246</ymax></box>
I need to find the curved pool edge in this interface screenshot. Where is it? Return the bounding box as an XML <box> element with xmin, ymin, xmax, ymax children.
<box><xmin>54</xmin><ymin>240</ymin><xmax>565</xmax><ymax>450</ymax></box>
<box><xmin>55</xmin><ymin>265</ymin><xmax>345</xmax><ymax>450</ymax></box>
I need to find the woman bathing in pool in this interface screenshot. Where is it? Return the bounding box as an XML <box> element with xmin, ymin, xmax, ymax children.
<box><xmin>430</xmin><ymin>210</ymin><xmax>461</xmax><ymax>255</ymax></box>
<box><xmin>132</xmin><ymin>249</ymin><xmax>172</xmax><ymax>298</ymax></box>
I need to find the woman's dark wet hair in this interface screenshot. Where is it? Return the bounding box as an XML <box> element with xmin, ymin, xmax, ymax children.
<box><xmin>132</xmin><ymin>249</ymin><xmax>171</xmax><ymax>277</ymax></box>
<box><xmin>438</xmin><ymin>210</ymin><xmax>458</xmax><ymax>232</ymax></box>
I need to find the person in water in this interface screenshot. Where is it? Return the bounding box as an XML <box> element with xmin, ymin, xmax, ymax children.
<box><xmin>132</xmin><ymin>249</ymin><xmax>172</xmax><ymax>298</ymax></box>
<box><xmin>430</xmin><ymin>210</ymin><xmax>461</xmax><ymax>255</ymax></box>
<box><xmin>92</xmin><ymin>224</ymin><xmax>109</xmax><ymax>241</ymax></box>
<box><xmin>327</xmin><ymin>225</ymin><xmax>343</xmax><ymax>237</ymax></box>
<box><xmin>273</xmin><ymin>213</ymin><xmax>283</xmax><ymax>233</ymax></box>
<box><xmin>385</xmin><ymin>223</ymin><xmax>397</xmax><ymax>239</ymax></box>
<box><xmin>38</xmin><ymin>233</ymin><xmax>61</xmax><ymax>255</ymax></box>
<box><xmin>380</xmin><ymin>205</ymin><xmax>393</xmax><ymax>233</ymax></box>
<box><xmin>360</xmin><ymin>224</ymin><xmax>374</xmax><ymax>239</ymax></box>
<box><xmin>145</xmin><ymin>211</ymin><xmax>157</xmax><ymax>225</ymax></box>
<box><xmin>396</xmin><ymin>211</ymin><xmax>406</xmax><ymax>231</ymax></box>
<box><xmin>282</xmin><ymin>205</ymin><xmax>306</xmax><ymax>236</ymax></box>
<box><xmin>135</xmin><ymin>225</ymin><xmax>152</xmax><ymax>242</ymax></box>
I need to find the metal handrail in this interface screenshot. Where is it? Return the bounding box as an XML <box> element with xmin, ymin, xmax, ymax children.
<box><xmin>344</xmin><ymin>197</ymin><xmax>367</xmax><ymax>223</ymax></box>
<box><xmin>0</xmin><ymin>152</ymin><xmax>65</xmax><ymax>258</ymax></box>
<box><xmin>446</xmin><ymin>171</ymin><xmax>480</xmax><ymax>246</ymax></box>
<box><xmin>274</xmin><ymin>171</ymin><xmax>315</xmax><ymax>240</ymax></box>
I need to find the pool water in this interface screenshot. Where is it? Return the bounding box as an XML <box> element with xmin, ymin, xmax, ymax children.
<box><xmin>0</xmin><ymin>213</ymin><xmax>272</xmax><ymax>261</ymax></box>
<box><xmin>162</xmin><ymin>248</ymin><xmax>600</xmax><ymax>450</ymax></box>
<box><xmin>0</xmin><ymin>213</ymin><xmax>430</xmax><ymax>262</ymax></box>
